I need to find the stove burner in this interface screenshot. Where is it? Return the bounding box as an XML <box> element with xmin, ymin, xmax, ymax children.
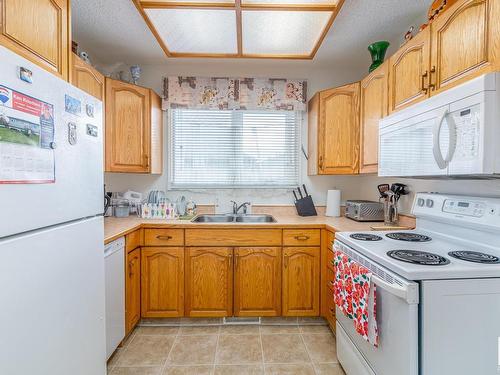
<box><xmin>387</xmin><ymin>250</ymin><xmax>450</xmax><ymax>265</ymax></box>
<box><xmin>386</xmin><ymin>232</ymin><xmax>432</xmax><ymax>242</ymax></box>
<box><xmin>448</xmin><ymin>251</ymin><xmax>500</xmax><ymax>264</ymax></box>
<box><xmin>349</xmin><ymin>233</ymin><xmax>383</xmax><ymax>241</ymax></box>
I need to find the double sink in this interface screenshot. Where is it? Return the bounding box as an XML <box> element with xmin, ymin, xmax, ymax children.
<box><xmin>191</xmin><ymin>214</ymin><xmax>276</xmax><ymax>223</ymax></box>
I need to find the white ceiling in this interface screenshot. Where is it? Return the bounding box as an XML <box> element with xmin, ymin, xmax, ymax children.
<box><xmin>72</xmin><ymin>0</ymin><xmax>431</xmax><ymax>70</ymax></box>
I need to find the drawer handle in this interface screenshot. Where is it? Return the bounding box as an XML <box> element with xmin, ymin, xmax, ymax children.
<box><xmin>294</xmin><ymin>235</ymin><xmax>310</xmax><ymax>241</ymax></box>
<box><xmin>156</xmin><ymin>235</ymin><xmax>173</xmax><ymax>240</ymax></box>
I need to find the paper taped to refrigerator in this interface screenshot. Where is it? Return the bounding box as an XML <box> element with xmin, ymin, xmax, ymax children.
<box><xmin>0</xmin><ymin>84</ymin><xmax>55</xmax><ymax>183</ymax></box>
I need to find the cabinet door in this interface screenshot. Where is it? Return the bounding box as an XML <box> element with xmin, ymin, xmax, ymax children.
<box><xmin>0</xmin><ymin>0</ymin><xmax>70</xmax><ymax>80</ymax></box>
<box><xmin>125</xmin><ymin>248</ymin><xmax>141</xmax><ymax>334</ymax></box>
<box><xmin>360</xmin><ymin>62</ymin><xmax>388</xmax><ymax>174</ymax></box>
<box><xmin>105</xmin><ymin>78</ymin><xmax>151</xmax><ymax>173</ymax></box>
<box><xmin>71</xmin><ymin>54</ymin><xmax>105</xmax><ymax>100</ymax></box>
<box><xmin>141</xmin><ymin>247</ymin><xmax>184</xmax><ymax>318</ymax></box>
<box><xmin>318</xmin><ymin>82</ymin><xmax>360</xmax><ymax>175</ymax></box>
<box><xmin>234</xmin><ymin>247</ymin><xmax>281</xmax><ymax>317</ymax></box>
<box><xmin>282</xmin><ymin>247</ymin><xmax>320</xmax><ymax>316</ymax></box>
<box><xmin>388</xmin><ymin>28</ymin><xmax>431</xmax><ymax>114</ymax></box>
<box><xmin>185</xmin><ymin>247</ymin><xmax>233</xmax><ymax>317</ymax></box>
<box><xmin>430</xmin><ymin>0</ymin><xmax>500</xmax><ymax>94</ymax></box>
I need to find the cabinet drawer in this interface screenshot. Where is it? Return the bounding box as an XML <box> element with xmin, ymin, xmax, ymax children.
<box><xmin>144</xmin><ymin>229</ymin><xmax>184</xmax><ymax>246</ymax></box>
<box><xmin>283</xmin><ymin>229</ymin><xmax>320</xmax><ymax>246</ymax></box>
<box><xmin>185</xmin><ymin>229</ymin><xmax>282</xmax><ymax>246</ymax></box>
<box><xmin>326</xmin><ymin>230</ymin><xmax>335</xmax><ymax>250</ymax></box>
<box><xmin>126</xmin><ymin>229</ymin><xmax>143</xmax><ymax>253</ymax></box>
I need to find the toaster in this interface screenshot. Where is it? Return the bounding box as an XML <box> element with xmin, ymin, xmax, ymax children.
<box><xmin>345</xmin><ymin>200</ymin><xmax>384</xmax><ymax>222</ymax></box>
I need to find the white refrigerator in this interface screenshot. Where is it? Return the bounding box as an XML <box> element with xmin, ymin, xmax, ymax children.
<box><xmin>0</xmin><ymin>46</ymin><xmax>106</xmax><ymax>374</ymax></box>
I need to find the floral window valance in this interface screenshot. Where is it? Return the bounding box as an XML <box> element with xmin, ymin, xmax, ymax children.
<box><xmin>162</xmin><ymin>76</ymin><xmax>307</xmax><ymax>112</ymax></box>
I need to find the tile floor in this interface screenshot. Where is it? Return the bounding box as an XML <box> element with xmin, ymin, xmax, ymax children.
<box><xmin>107</xmin><ymin>318</ymin><xmax>345</xmax><ymax>375</ymax></box>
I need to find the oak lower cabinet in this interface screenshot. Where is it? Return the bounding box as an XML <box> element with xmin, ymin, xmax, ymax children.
<box><xmin>71</xmin><ymin>54</ymin><xmax>105</xmax><ymax>100</ymax></box>
<box><xmin>308</xmin><ymin>82</ymin><xmax>360</xmax><ymax>175</ymax></box>
<box><xmin>141</xmin><ymin>247</ymin><xmax>184</xmax><ymax>318</ymax></box>
<box><xmin>429</xmin><ymin>0</ymin><xmax>500</xmax><ymax>95</ymax></box>
<box><xmin>360</xmin><ymin>62</ymin><xmax>388</xmax><ymax>174</ymax></box>
<box><xmin>105</xmin><ymin>78</ymin><xmax>162</xmax><ymax>174</ymax></box>
<box><xmin>0</xmin><ymin>0</ymin><xmax>70</xmax><ymax>80</ymax></box>
<box><xmin>234</xmin><ymin>247</ymin><xmax>281</xmax><ymax>317</ymax></box>
<box><xmin>282</xmin><ymin>247</ymin><xmax>320</xmax><ymax>316</ymax></box>
<box><xmin>185</xmin><ymin>247</ymin><xmax>233</xmax><ymax>317</ymax></box>
<box><xmin>125</xmin><ymin>247</ymin><xmax>141</xmax><ymax>335</ymax></box>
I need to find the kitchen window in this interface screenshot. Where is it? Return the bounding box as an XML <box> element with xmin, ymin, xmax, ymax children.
<box><xmin>170</xmin><ymin>109</ymin><xmax>300</xmax><ymax>188</ymax></box>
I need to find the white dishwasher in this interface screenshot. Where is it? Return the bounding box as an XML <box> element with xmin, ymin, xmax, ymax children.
<box><xmin>104</xmin><ymin>237</ymin><xmax>125</xmax><ymax>360</ymax></box>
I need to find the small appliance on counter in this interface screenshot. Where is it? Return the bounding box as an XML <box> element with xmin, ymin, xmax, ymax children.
<box><xmin>293</xmin><ymin>185</ymin><xmax>317</xmax><ymax>216</ymax></box>
<box><xmin>345</xmin><ymin>200</ymin><xmax>384</xmax><ymax>222</ymax></box>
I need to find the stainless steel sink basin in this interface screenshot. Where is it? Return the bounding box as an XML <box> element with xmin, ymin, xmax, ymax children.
<box><xmin>234</xmin><ymin>215</ymin><xmax>276</xmax><ymax>223</ymax></box>
<box><xmin>191</xmin><ymin>215</ymin><xmax>234</xmax><ymax>223</ymax></box>
<box><xmin>191</xmin><ymin>214</ymin><xmax>276</xmax><ymax>223</ymax></box>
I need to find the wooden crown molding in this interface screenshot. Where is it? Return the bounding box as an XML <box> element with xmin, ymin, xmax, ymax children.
<box><xmin>132</xmin><ymin>0</ymin><xmax>344</xmax><ymax>59</ymax></box>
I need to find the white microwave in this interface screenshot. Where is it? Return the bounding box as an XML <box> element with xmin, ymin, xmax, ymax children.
<box><xmin>379</xmin><ymin>73</ymin><xmax>500</xmax><ymax>178</ymax></box>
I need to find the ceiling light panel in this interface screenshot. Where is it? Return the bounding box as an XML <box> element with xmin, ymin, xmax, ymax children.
<box><xmin>242</xmin><ymin>10</ymin><xmax>332</xmax><ymax>55</ymax></box>
<box><xmin>241</xmin><ymin>0</ymin><xmax>338</xmax><ymax>5</ymax></box>
<box><xmin>145</xmin><ymin>8</ymin><xmax>238</xmax><ymax>54</ymax></box>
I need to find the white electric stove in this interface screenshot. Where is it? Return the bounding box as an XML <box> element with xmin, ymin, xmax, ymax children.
<box><xmin>334</xmin><ymin>192</ymin><xmax>500</xmax><ymax>375</ymax></box>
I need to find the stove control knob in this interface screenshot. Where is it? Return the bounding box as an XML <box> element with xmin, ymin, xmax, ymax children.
<box><xmin>426</xmin><ymin>199</ymin><xmax>434</xmax><ymax>208</ymax></box>
<box><xmin>417</xmin><ymin>198</ymin><xmax>425</xmax><ymax>207</ymax></box>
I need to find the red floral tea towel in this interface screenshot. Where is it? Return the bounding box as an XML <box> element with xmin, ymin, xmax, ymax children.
<box><xmin>333</xmin><ymin>250</ymin><xmax>378</xmax><ymax>347</ymax></box>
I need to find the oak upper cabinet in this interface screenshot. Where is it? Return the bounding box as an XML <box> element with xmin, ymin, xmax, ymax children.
<box><xmin>308</xmin><ymin>82</ymin><xmax>360</xmax><ymax>175</ymax></box>
<box><xmin>429</xmin><ymin>0</ymin><xmax>500</xmax><ymax>95</ymax></box>
<box><xmin>125</xmin><ymin>247</ymin><xmax>141</xmax><ymax>335</ymax></box>
<box><xmin>0</xmin><ymin>0</ymin><xmax>70</xmax><ymax>80</ymax></box>
<box><xmin>141</xmin><ymin>247</ymin><xmax>184</xmax><ymax>318</ymax></box>
<box><xmin>185</xmin><ymin>247</ymin><xmax>233</xmax><ymax>317</ymax></box>
<box><xmin>359</xmin><ymin>62</ymin><xmax>388</xmax><ymax>174</ymax></box>
<box><xmin>282</xmin><ymin>247</ymin><xmax>320</xmax><ymax>316</ymax></box>
<box><xmin>388</xmin><ymin>27</ymin><xmax>431</xmax><ymax>114</ymax></box>
<box><xmin>105</xmin><ymin>78</ymin><xmax>163</xmax><ymax>174</ymax></box>
<box><xmin>234</xmin><ymin>247</ymin><xmax>281</xmax><ymax>317</ymax></box>
<box><xmin>71</xmin><ymin>54</ymin><xmax>105</xmax><ymax>100</ymax></box>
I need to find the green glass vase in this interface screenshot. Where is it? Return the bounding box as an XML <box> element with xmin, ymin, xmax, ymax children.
<box><xmin>368</xmin><ymin>41</ymin><xmax>390</xmax><ymax>73</ymax></box>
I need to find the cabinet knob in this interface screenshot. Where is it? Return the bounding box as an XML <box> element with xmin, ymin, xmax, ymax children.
<box><xmin>294</xmin><ymin>235</ymin><xmax>310</xmax><ymax>241</ymax></box>
<box><xmin>156</xmin><ymin>235</ymin><xmax>173</xmax><ymax>240</ymax></box>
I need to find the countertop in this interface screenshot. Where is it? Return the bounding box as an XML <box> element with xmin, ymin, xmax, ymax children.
<box><xmin>104</xmin><ymin>215</ymin><xmax>378</xmax><ymax>244</ymax></box>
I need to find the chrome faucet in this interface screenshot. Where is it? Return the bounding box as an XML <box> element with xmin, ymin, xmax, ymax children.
<box><xmin>230</xmin><ymin>201</ymin><xmax>251</xmax><ymax>215</ymax></box>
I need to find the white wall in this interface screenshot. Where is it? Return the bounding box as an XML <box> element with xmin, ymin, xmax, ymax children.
<box><xmin>103</xmin><ymin>61</ymin><xmax>369</xmax><ymax>212</ymax></box>
<box><xmin>103</xmin><ymin>61</ymin><xmax>500</xmax><ymax>215</ymax></box>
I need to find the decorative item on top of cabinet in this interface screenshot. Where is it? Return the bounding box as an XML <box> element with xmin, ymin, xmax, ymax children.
<box><xmin>233</xmin><ymin>247</ymin><xmax>281</xmax><ymax>317</ymax></box>
<box><xmin>282</xmin><ymin>246</ymin><xmax>320</xmax><ymax>316</ymax></box>
<box><xmin>308</xmin><ymin>82</ymin><xmax>360</xmax><ymax>175</ymax></box>
<box><xmin>141</xmin><ymin>247</ymin><xmax>184</xmax><ymax>318</ymax></box>
<box><xmin>428</xmin><ymin>0</ymin><xmax>500</xmax><ymax>95</ymax></box>
<box><xmin>0</xmin><ymin>0</ymin><xmax>71</xmax><ymax>80</ymax></box>
<box><xmin>105</xmin><ymin>78</ymin><xmax>163</xmax><ymax>173</ymax></box>
<box><xmin>388</xmin><ymin>27</ymin><xmax>431</xmax><ymax>114</ymax></box>
<box><xmin>71</xmin><ymin>54</ymin><xmax>105</xmax><ymax>101</ymax></box>
<box><xmin>125</xmin><ymin>247</ymin><xmax>141</xmax><ymax>335</ymax></box>
<box><xmin>185</xmin><ymin>247</ymin><xmax>233</xmax><ymax>317</ymax></box>
<box><xmin>367</xmin><ymin>41</ymin><xmax>390</xmax><ymax>72</ymax></box>
<box><xmin>360</xmin><ymin>61</ymin><xmax>388</xmax><ymax>174</ymax></box>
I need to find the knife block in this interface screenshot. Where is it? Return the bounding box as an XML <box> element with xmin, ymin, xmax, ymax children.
<box><xmin>295</xmin><ymin>195</ymin><xmax>317</xmax><ymax>217</ymax></box>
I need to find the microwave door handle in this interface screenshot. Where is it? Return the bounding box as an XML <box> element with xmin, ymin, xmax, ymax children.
<box><xmin>371</xmin><ymin>274</ymin><xmax>417</xmax><ymax>304</ymax></box>
<box><xmin>433</xmin><ymin>109</ymin><xmax>451</xmax><ymax>169</ymax></box>
<box><xmin>444</xmin><ymin>113</ymin><xmax>457</xmax><ymax>164</ymax></box>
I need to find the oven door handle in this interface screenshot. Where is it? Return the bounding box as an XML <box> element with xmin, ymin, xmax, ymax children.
<box><xmin>371</xmin><ymin>274</ymin><xmax>419</xmax><ymax>304</ymax></box>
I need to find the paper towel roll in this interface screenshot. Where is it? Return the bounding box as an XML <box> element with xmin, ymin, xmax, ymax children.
<box><xmin>326</xmin><ymin>190</ymin><xmax>341</xmax><ymax>217</ymax></box>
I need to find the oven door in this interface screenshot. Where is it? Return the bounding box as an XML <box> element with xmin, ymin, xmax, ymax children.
<box><xmin>334</xmin><ymin>241</ymin><xmax>419</xmax><ymax>375</ymax></box>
